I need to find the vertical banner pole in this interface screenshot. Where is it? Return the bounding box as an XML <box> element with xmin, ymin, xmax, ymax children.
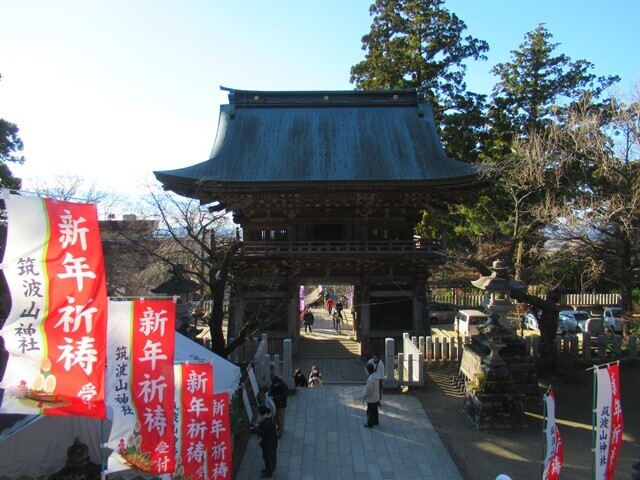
<box><xmin>541</xmin><ymin>387</ymin><xmax>548</xmax><ymax>480</ymax></box>
<box><xmin>591</xmin><ymin>367</ymin><xmax>597</xmax><ymax>480</ymax></box>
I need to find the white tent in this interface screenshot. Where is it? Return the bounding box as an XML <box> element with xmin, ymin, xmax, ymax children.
<box><xmin>0</xmin><ymin>333</ymin><xmax>241</xmax><ymax>479</ymax></box>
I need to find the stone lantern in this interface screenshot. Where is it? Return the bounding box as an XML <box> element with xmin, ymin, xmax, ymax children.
<box><xmin>459</xmin><ymin>260</ymin><xmax>540</xmax><ymax>430</ymax></box>
<box><xmin>471</xmin><ymin>260</ymin><xmax>525</xmax><ymax>330</ymax></box>
<box><xmin>151</xmin><ymin>264</ymin><xmax>202</xmax><ymax>330</ymax></box>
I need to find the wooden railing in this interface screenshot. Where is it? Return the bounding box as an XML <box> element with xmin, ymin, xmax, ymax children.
<box><xmin>239</xmin><ymin>240</ymin><xmax>439</xmax><ymax>256</ymax></box>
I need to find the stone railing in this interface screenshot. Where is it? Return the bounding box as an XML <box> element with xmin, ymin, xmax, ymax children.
<box><xmin>246</xmin><ymin>334</ymin><xmax>293</xmax><ymax>389</ymax></box>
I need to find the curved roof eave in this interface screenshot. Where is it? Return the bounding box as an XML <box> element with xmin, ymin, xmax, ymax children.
<box><xmin>154</xmin><ymin>87</ymin><xmax>481</xmax><ymax>196</ymax></box>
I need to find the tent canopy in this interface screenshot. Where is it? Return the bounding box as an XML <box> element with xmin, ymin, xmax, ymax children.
<box><xmin>0</xmin><ymin>333</ymin><xmax>241</xmax><ymax>479</ymax></box>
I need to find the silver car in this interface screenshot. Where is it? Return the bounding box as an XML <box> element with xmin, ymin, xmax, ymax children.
<box><xmin>427</xmin><ymin>302</ymin><xmax>458</xmax><ymax>324</ymax></box>
<box><xmin>558</xmin><ymin>310</ymin><xmax>589</xmax><ymax>333</ymax></box>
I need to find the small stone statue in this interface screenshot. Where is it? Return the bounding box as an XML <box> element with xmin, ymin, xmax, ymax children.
<box><xmin>48</xmin><ymin>437</ymin><xmax>101</xmax><ymax>480</ymax></box>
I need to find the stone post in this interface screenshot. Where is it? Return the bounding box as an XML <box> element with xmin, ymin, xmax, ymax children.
<box><xmin>582</xmin><ymin>333</ymin><xmax>591</xmax><ymax>361</ymax></box>
<box><xmin>273</xmin><ymin>354</ymin><xmax>281</xmax><ymax>378</ymax></box>
<box><xmin>262</xmin><ymin>353</ymin><xmax>271</xmax><ymax>388</ymax></box>
<box><xmin>628</xmin><ymin>335</ymin><xmax>637</xmax><ymax>359</ymax></box>
<box><xmin>283</xmin><ymin>339</ymin><xmax>292</xmax><ymax>387</ymax></box>
<box><xmin>532</xmin><ymin>335</ymin><xmax>540</xmax><ymax>359</ymax></box>
<box><xmin>598</xmin><ymin>335</ymin><xmax>606</xmax><ymax>360</ymax></box>
<box><xmin>570</xmin><ymin>335</ymin><xmax>578</xmax><ymax>360</ymax></box>
<box><xmin>384</xmin><ymin>337</ymin><xmax>396</xmax><ymax>388</ymax></box>
<box><xmin>612</xmin><ymin>335</ymin><xmax>622</xmax><ymax>356</ymax></box>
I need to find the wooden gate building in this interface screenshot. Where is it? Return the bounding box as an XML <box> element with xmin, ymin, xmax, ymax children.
<box><xmin>155</xmin><ymin>87</ymin><xmax>480</xmax><ymax>356</ymax></box>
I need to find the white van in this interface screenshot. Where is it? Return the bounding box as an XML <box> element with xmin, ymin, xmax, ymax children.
<box><xmin>603</xmin><ymin>307</ymin><xmax>624</xmax><ymax>334</ymax></box>
<box><xmin>454</xmin><ymin>309</ymin><xmax>490</xmax><ymax>336</ymax></box>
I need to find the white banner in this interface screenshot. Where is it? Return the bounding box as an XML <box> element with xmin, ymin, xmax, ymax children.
<box><xmin>542</xmin><ymin>388</ymin><xmax>563</xmax><ymax>479</ymax></box>
<box><xmin>595</xmin><ymin>364</ymin><xmax>623</xmax><ymax>480</ymax></box>
<box><xmin>0</xmin><ymin>194</ymin><xmax>48</xmax><ymax>412</ymax></box>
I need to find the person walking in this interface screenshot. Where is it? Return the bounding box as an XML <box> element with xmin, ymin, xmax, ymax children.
<box><xmin>363</xmin><ymin>362</ymin><xmax>381</xmax><ymax>428</ymax></box>
<box><xmin>269</xmin><ymin>376</ymin><xmax>288</xmax><ymax>436</ymax></box>
<box><xmin>366</xmin><ymin>353</ymin><xmax>385</xmax><ymax>404</ymax></box>
<box><xmin>251</xmin><ymin>405</ymin><xmax>278</xmax><ymax>478</ymax></box>
<box><xmin>325</xmin><ymin>297</ymin><xmax>334</xmax><ymax>314</ymax></box>
<box><xmin>333</xmin><ymin>310</ymin><xmax>342</xmax><ymax>332</ymax></box>
<box><xmin>302</xmin><ymin>308</ymin><xmax>314</xmax><ymax>334</ymax></box>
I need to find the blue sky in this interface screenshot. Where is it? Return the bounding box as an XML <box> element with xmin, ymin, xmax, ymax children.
<box><xmin>1</xmin><ymin>0</ymin><xmax>638</xmax><ymax>199</ymax></box>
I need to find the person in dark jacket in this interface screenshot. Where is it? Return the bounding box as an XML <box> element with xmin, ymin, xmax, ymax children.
<box><xmin>293</xmin><ymin>368</ymin><xmax>308</xmax><ymax>387</ymax></box>
<box><xmin>302</xmin><ymin>309</ymin><xmax>314</xmax><ymax>334</ymax></box>
<box><xmin>252</xmin><ymin>405</ymin><xmax>278</xmax><ymax>478</ymax></box>
<box><xmin>269</xmin><ymin>376</ymin><xmax>289</xmax><ymax>436</ymax></box>
<box><xmin>48</xmin><ymin>437</ymin><xmax>101</xmax><ymax>480</ymax></box>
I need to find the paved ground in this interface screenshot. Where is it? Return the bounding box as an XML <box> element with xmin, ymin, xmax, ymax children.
<box><xmin>237</xmin><ymin>310</ymin><xmax>462</xmax><ymax>480</ymax></box>
<box><xmin>236</xmin><ymin>384</ymin><xmax>463</xmax><ymax>480</ymax></box>
<box><xmin>416</xmin><ymin>362</ymin><xmax>640</xmax><ymax>480</ymax></box>
<box><xmin>237</xmin><ymin>310</ymin><xmax>640</xmax><ymax>479</ymax></box>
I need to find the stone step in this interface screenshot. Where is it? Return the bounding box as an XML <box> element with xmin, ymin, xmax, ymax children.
<box><xmin>297</xmin><ymin>338</ymin><xmax>360</xmax><ymax>359</ymax></box>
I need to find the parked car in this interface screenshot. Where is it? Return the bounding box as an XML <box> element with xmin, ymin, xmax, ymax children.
<box><xmin>558</xmin><ymin>310</ymin><xmax>589</xmax><ymax>333</ymax></box>
<box><xmin>427</xmin><ymin>302</ymin><xmax>458</xmax><ymax>324</ymax></box>
<box><xmin>524</xmin><ymin>312</ymin><xmax>541</xmax><ymax>331</ymax></box>
<box><xmin>603</xmin><ymin>306</ymin><xmax>624</xmax><ymax>334</ymax></box>
<box><xmin>454</xmin><ymin>309</ymin><xmax>490</xmax><ymax>336</ymax></box>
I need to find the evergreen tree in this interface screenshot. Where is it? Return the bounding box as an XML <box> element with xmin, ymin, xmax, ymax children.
<box><xmin>480</xmin><ymin>25</ymin><xmax>619</xmax><ymax>280</ymax></box>
<box><xmin>0</xmin><ymin>74</ymin><xmax>24</xmax><ymax>190</ymax></box>
<box><xmin>487</xmin><ymin>24</ymin><xmax>619</xmax><ymax>149</ymax></box>
<box><xmin>350</xmin><ymin>0</ymin><xmax>489</xmax><ymax>161</ymax></box>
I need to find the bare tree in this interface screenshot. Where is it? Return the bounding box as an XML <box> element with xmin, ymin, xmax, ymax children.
<box><xmin>527</xmin><ymin>93</ymin><xmax>640</xmax><ymax>311</ymax></box>
<box><xmin>113</xmin><ymin>187</ymin><xmax>286</xmax><ymax>357</ymax></box>
<box><xmin>31</xmin><ymin>174</ymin><xmax>125</xmax><ymax>220</ymax></box>
<box><xmin>481</xmin><ymin>128</ymin><xmax>563</xmax><ymax>282</ymax></box>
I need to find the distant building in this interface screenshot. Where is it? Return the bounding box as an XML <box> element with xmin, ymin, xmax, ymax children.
<box><xmin>99</xmin><ymin>215</ymin><xmax>160</xmax><ymax>297</ymax></box>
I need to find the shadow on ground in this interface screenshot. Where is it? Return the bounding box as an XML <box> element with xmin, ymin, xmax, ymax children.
<box><xmin>412</xmin><ymin>363</ymin><xmax>640</xmax><ymax>480</ymax></box>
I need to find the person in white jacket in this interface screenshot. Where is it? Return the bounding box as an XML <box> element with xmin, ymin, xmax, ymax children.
<box><xmin>365</xmin><ymin>353</ymin><xmax>385</xmax><ymax>404</ymax></box>
<box><xmin>363</xmin><ymin>362</ymin><xmax>381</xmax><ymax>428</ymax></box>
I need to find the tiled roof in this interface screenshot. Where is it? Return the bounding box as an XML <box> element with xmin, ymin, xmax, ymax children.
<box><xmin>154</xmin><ymin>88</ymin><xmax>478</xmax><ymax>189</ymax></box>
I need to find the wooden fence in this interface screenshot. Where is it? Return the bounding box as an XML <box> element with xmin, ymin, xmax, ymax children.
<box><xmin>428</xmin><ymin>292</ymin><xmax>622</xmax><ymax>309</ymax></box>
<box><xmin>521</xmin><ymin>333</ymin><xmax>638</xmax><ymax>364</ymax></box>
<box><xmin>394</xmin><ymin>331</ymin><xmax>638</xmax><ymax>376</ymax></box>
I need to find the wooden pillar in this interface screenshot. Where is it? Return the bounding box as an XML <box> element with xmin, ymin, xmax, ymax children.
<box><xmin>287</xmin><ymin>279</ymin><xmax>300</xmax><ymax>355</ymax></box>
<box><xmin>413</xmin><ymin>274</ymin><xmax>427</xmax><ymax>336</ymax></box>
<box><xmin>360</xmin><ymin>275</ymin><xmax>371</xmax><ymax>359</ymax></box>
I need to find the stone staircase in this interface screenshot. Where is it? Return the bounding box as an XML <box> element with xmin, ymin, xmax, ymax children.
<box><xmin>297</xmin><ymin>336</ymin><xmax>360</xmax><ymax>359</ymax></box>
<box><xmin>291</xmin><ymin>308</ymin><xmax>364</xmax><ymax>384</ymax></box>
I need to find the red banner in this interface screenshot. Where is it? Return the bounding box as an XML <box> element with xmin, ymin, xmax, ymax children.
<box><xmin>179</xmin><ymin>363</ymin><xmax>214</xmax><ymax>480</ymax></box>
<box><xmin>0</xmin><ymin>195</ymin><xmax>107</xmax><ymax>418</ymax></box>
<box><xmin>542</xmin><ymin>388</ymin><xmax>563</xmax><ymax>480</ymax></box>
<box><xmin>209</xmin><ymin>392</ymin><xmax>232</xmax><ymax>480</ymax></box>
<box><xmin>595</xmin><ymin>363</ymin><xmax>624</xmax><ymax>480</ymax></box>
<box><xmin>106</xmin><ymin>299</ymin><xmax>176</xmax><ymax>475</ymax></box>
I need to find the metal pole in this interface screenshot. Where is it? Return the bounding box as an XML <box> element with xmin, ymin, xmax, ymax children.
<box><xmin>541</xmin><ymin>387</ymin><xmax>549</xmax><ymax>480</ymax></box>
<box><xmin>591</xmin><ymin>367</ymin><xmax>597</xmax><ymax>480</ymax></box>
